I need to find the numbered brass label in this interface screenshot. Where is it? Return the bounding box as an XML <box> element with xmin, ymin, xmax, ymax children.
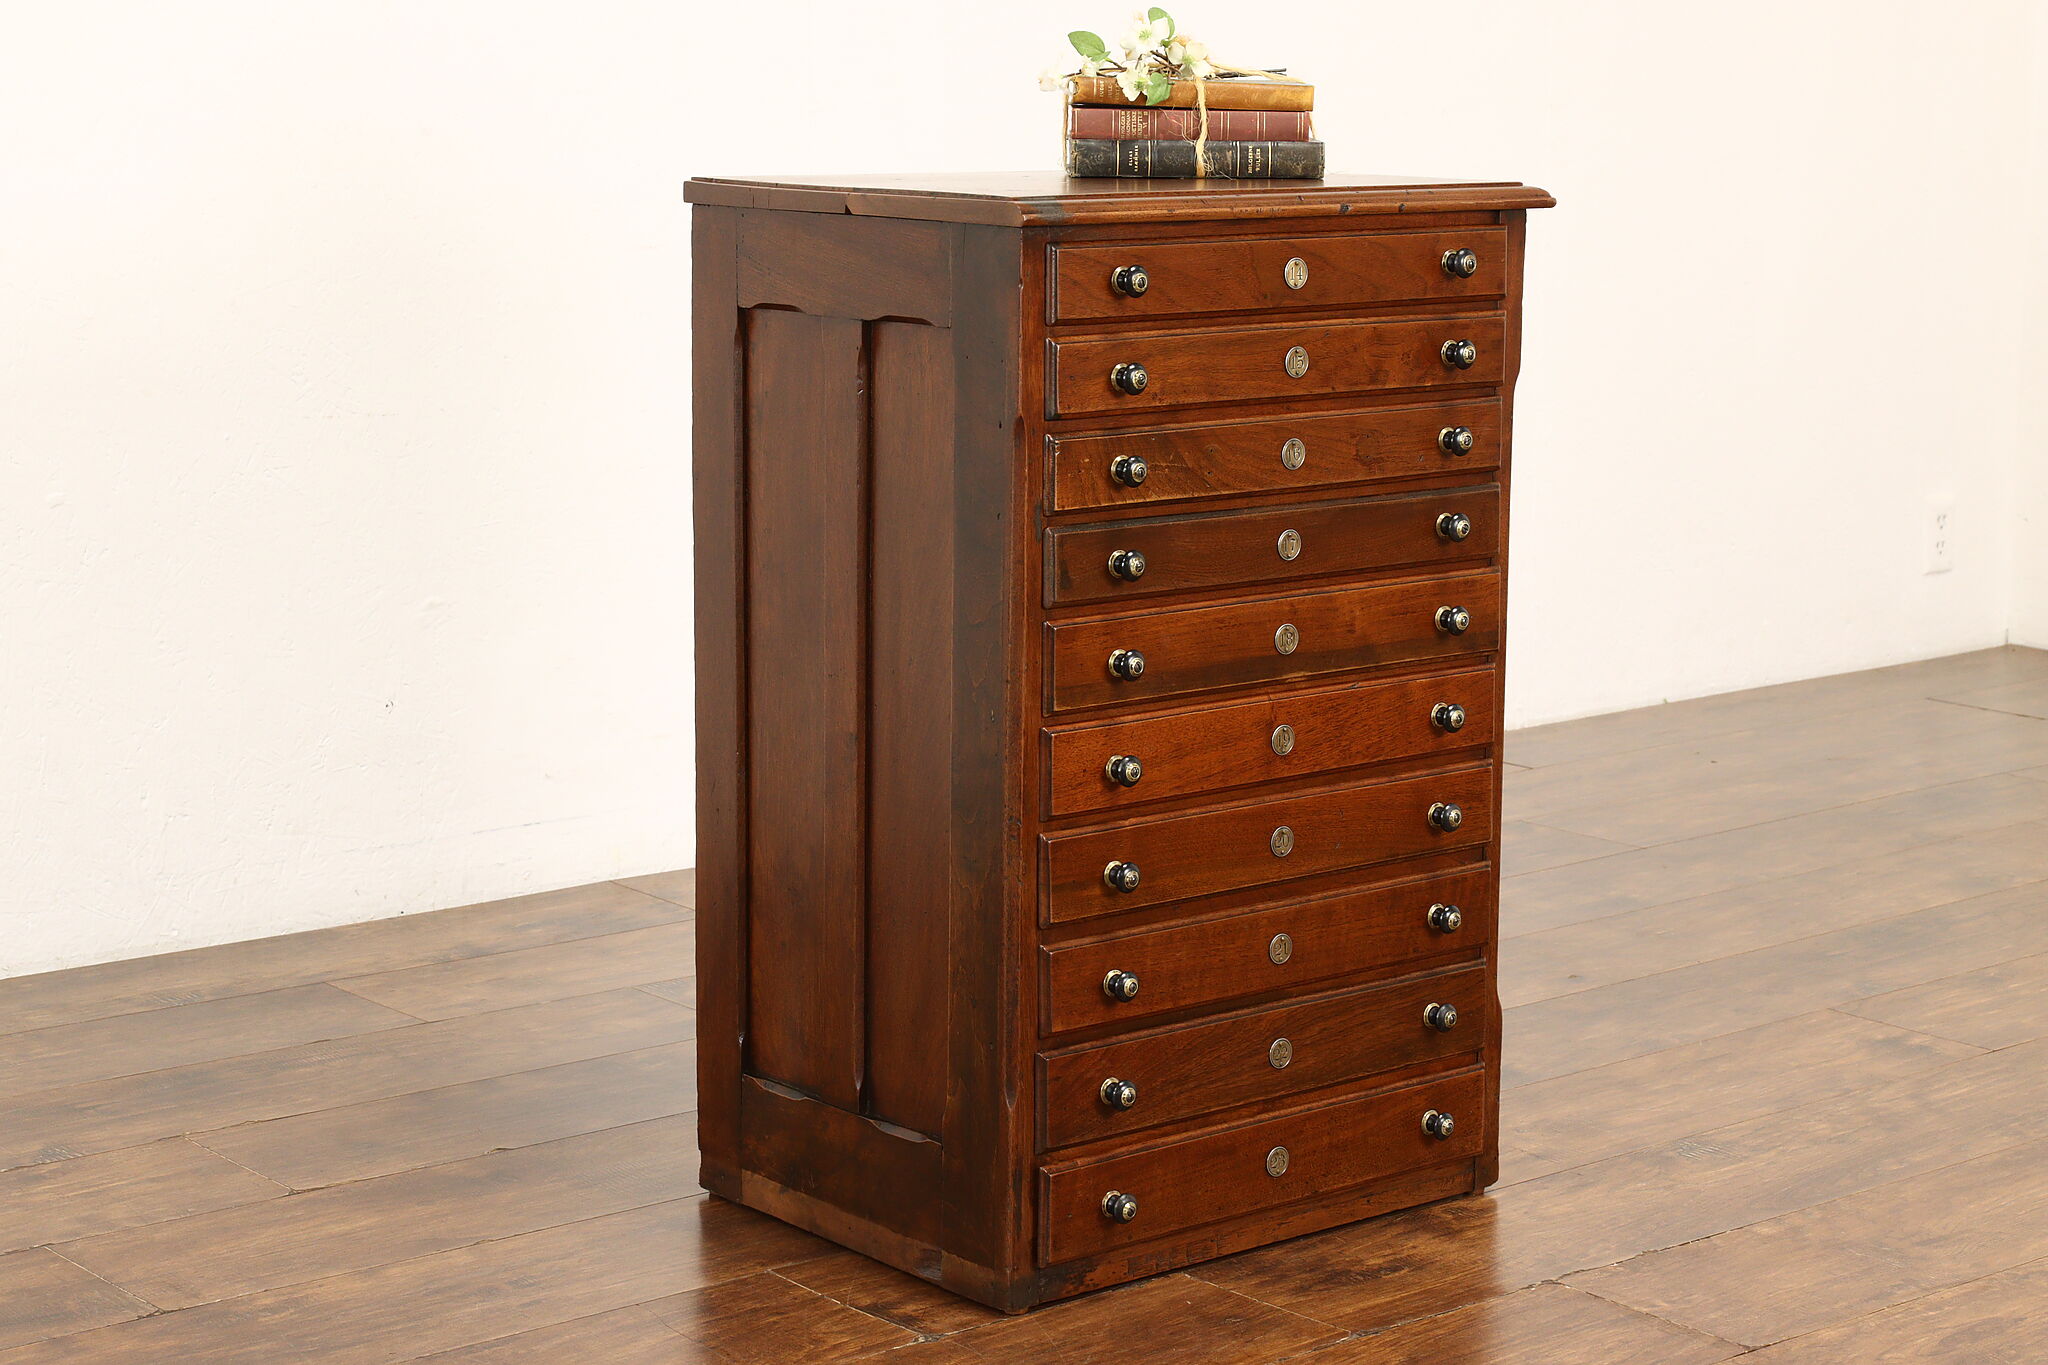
<box><xmin>1268</xmin><ymin>1037</ymin><xmax>1294</xmax><ymax>1068</ymax></box>
<box><xmin>1265</xmin><ymin>1145</ymin><xmax>1291</xmax><ymax>1177</ymax></box>
<box><xmin>1283</xmin><ymin>257</ymin><xmax>1309</xmax><ymax>289</ymax></box>
<box><xmin>1274</xmin><ymin>623</ymin><xmax>1299</xmax><ymax>655</ymax></box>
<box><xmin>1277</xmin><ymin>528</ymin><xmax>1302</xmax><ymax>561</ymax></box>
<box><xmin>1268</xmin><ymin>932</ymin><xmax>1293</xmax><ymax>964</ymax></box>
<box><xmin>1270</xmin><ymin>723</ymin><xmax>1296</xmax><ymax>756</ymax></box>
<box><xmin>1280</xmin><ymin>437</ymin><xmax>1306</xmax><ymax>470</ymax></box>
<box><xmin>1270</xmin><ymin>825</ymin><xmax>1295</xmax><ymax>857</ymax></box>
<box><xmin>1283</xmin><ymin>345</ymin><xmax>1310</xmax><ymax>378</ymax></box>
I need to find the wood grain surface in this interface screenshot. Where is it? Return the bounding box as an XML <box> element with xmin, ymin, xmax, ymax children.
<box><xmin>5</xmin><ymin>650</ymin><xmax>2047</xmax><ymax>1358</ymax></box>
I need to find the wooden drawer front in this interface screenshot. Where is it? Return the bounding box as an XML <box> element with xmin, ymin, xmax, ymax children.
<box><xmin>1048</xmin><ymin>485</ymin><xmax>1499</xmax><ymax>607</ymax></box>
<box><xmin>1040</xmin><ymin>1068</ymin><xmax>1486</xmax><ymax>1264</ymax></box>
<box><xmin>1049</xmin><ymin>315</ymin><xmax>1505</xmax><ymax>417</ymax></box>
<box><xmin>1049</xmin><ymin>570</ymin><xmax>1500</xmax><ymax>713</ymax></box>
<box><xmin>1042</xmin><ymin>965</ymin><xmax>1487</xmax><ymax>1148</ymax></box>
<box><xmin>1043</xmin><ymin>866</ymin><xmax>1493</xmax><ymax>1034</ymax></box>
<box><xmin>1049</xmin><ymin>399</ymin><xmax>1502</xmax><ymax>514</ymax></box>
<box><xmin>1046</xmin><ymin>668</ymin><xmax>1496</xmax><ymax>818</ymax></box>
<box><xmin>1050</xmin><ymin>229</ymin><xmax>1508</xmax><ymax>323</ymax></box>
<box><xmin>1044</xmin><ymin>764</ymin><xmax>1493</xmax><ymax>924</ymax></box>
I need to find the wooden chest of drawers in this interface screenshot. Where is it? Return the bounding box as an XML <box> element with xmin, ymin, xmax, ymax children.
<box><xmin>686</xmin><ymin>171</ymin><xmax>1552</xmax><ymax>1311</ymax></box>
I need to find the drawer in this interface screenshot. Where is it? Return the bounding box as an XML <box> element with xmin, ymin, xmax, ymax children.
<box><xmin>1039</xmin><ymin>1067</ymin><xmax>1486</xmax><ymax>1264</ymax></box>
<box><xmin>1047</xmin><ymin>485</ymin><xmax>1499</xmax><ymax>607</ymax></box>
<box><xmin>1043</xmin><ymin>866</ymin><xmax>1493</xmax><ymax>1034</ymax></box>
<box><xmin>1044</xmin><ymin>764</ymin><xmax>1494</xmax><ymax>924</ymax></box>
<box><xmin>1048</xmin><ymin>314</ymin><xmax>1505</xmax><ymax>417</ymax></box>
<box><xmin>1048</xmin><ymin>570</ymin><xmax>1500</xmax><ymax>713</ymax></box>
<box><xmin>1041</xmin><ymin>964</ymin><xmax>1488</xmax><ymax>1148</ymax></box>
<box><xmin>1045</xmin><ymin>668</ymin><xmax>1495</xmax><ymax>818</ymax></box>
<box><xmin>1049</xmin><ymin>228</ymin><xmax>1508</xmax><ymax>323</ymax></box>
<box><xmin>1049</xmin><ymin>399</ymin><xmax>1502</xmax><ymax>514</ymax></box>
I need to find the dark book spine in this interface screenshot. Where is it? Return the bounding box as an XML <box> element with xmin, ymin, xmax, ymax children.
<box><xmin>1066</xmin><ymin>139</ymin><xmax>1326</xmax><ymax>180</ymax></box>
<box><xmin>1067</xmin><ymin>106</ymin><xmax>1313</xmax><ymax>141</ymax></box>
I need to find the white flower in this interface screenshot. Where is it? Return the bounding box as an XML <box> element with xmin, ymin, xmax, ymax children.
<box><xmin>1123</xmin><ymin>11</ymin><xmax>1170</xmax><ymax>55</ymax></box>
<box><xmin>1187</xmin><ymin>56</ymin><xmax>1213</xmax><ymax>78</ymax></box>
<box><xmin>1038</xmin><ymin>67</ymin><xmax>1066</xmax><ymax>92</ymax></box>
<box><xmin>1166</xmin><ymin>41</ymin><xmax>1184</xmax><ymax>64</ymax></box>
<box><xmin>1081</xmin><ymin>57</ymin><xmax>1103</xmax><ymax>75</ymax></box>
<box><xmin>1114</xmin><ymin>65</ymin><xmax>1147</xmax><ymax>100</ymax></box>
<box><xmin>1179</xmin><ymin>38</ymin><xmax>1209</xmax><ymax>62</ymax></box>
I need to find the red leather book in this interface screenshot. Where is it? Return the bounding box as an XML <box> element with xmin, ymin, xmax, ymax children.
<box><xmin>1068</xmin><ymin>105</ymin><xmax>1313</xmax><ymax>141</ymax></box>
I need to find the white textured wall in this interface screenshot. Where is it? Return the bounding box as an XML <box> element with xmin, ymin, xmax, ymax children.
<box><xmin>2012</xmin><ymin>0</ymin><xmax>2048</xmax><ymax>648</ymax></box>
<box><xmin>2</xmin><ymin>4</ymin><xmax>698</xmax><ymax>973</ymax></box>
<box><xmin>4</xmin><ymin>0</ymin><xmax>2043</xmax><ymax>974</ymax></box>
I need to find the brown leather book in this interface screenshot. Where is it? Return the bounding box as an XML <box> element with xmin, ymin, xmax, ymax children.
<box><xmin>1068</xmin><ymin>105</ymin><xmax>1312</xmax><ymax>140</ymax></box>
<box><xmin>1069</xmin><ymin>75</ymin><xmax>1313</xmax><ymax>112</ymax></box>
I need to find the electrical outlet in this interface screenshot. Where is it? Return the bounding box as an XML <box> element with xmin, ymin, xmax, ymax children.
<box><xmin>1927</xmin><ymin>501</ymin><xmax>1955</xmax><ymax>574</ymax></box>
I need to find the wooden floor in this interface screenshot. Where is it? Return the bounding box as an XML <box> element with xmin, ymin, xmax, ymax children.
<box><xmin>6</xmin><ymin>648</ymin><xmax>2048</xmax><ymax>1361</ymax></box>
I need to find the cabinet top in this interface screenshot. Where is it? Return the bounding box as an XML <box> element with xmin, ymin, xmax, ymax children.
<box><xmin>684</xmin><ymin>172</ymin><xmax>1554</xmax><ymax>228</ymax></box>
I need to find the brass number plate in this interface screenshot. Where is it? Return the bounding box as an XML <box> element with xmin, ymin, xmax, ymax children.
<box><xmin>1277</xmin><ymin>529</ymin><xmax>1302</xmax><ymax>562</ymax></box>
<box><xmin>1283</xmin><ymin>346</ymin><xmax>1310</xmax><ymax>378</ymax></box>
<box><xmin>1268</xmin><ymin>932</ymin><xmax>1293</xmax><ymax>964</ymax></box>
<box><xmin>1265</xmin><ymin>1145</ymin><xmax>1291</xmax><ymax>1177</ymax></box>
<box><xmin>1270</xmin><ymin>826</ymin><xmax>1295</xmax><ymax>857</ymax></box>
<box><xmin>1274</xmin><ymin>623</ymin><xmax>1299</xmax><ymax>655</ymax></box>
<box><xmin>1271</xmin><ymin>723</ymin><xmax>1295</xmax><ymax>756</ymax></box>
<box><xmin>1268</xmin><ymin>1037</ymin><xmax>1293</xmax><ymax>1068</ymax></box>
<box><xmin>1283</xmin><ymin>257</ymin><xmax>1308</xmax><ymax>289</ymax></box>
<box><xmin>1280</xmin><ymin>437</ymin><xmax>1306</xmax><ymax>470</ymax></box>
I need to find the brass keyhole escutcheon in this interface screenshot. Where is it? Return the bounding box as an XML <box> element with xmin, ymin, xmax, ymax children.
<box><xmin>1268</xmin><ymin>1037</ymin><xmax>1294</xmax><ymax>1068</ymax></box>
<box><xmin>1283</xmin><ymin>257</ymin><xmax>1309</xmax><ymax>289</ymax></box>
<box><xmin>1274</xmin><ymin>623</ymin><xmax>1299</xmax><ymax>655</ymax></box>
<box><xmin>1270</xmin><ymin>825</ymin><xmax>1295</xmax><ymax>857</ymax></box>
<box><xmin>1284</xmin><ymin>346</ymin><xmax>1310</xmax><ymax>379</ymax></box>
<box><xmin>1271</xmin><ymin>723</ymin><xmax>1296</xmax><ymax>756</ymax></box>
<box><xmin>1280</xmin><ymin>437</ymin><xmax>1306</xmax><ymax>470</ymax></box>
<box><xmin>1266</xmin><ymin>1145</ymin><xmax>1291</xmax><ymax>1177</ymax></box>
<box><xmin>1268</xmin><ymin>932</ymin><xmax>1293</xmax><ymax>965</ymax></box>
<box><xmin>1277</xmin><ymin>529</ymin><xmax>1302</xmax><ymax>562</ymax></box>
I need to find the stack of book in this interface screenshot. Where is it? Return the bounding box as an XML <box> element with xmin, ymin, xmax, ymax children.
<box><xmin>1065</xmin><ymin>74</ymin><xmax>1322</xmax><ymax>180</ymax></box>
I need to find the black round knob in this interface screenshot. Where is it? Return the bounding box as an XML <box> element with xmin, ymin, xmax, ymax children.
<box><xmin>1424</xmin><ymin>1002</ymin><xmax>1460</xmax><ymax>1033</ymax></box>
<box><xmin>1427</xmin><ymin>902</ymin><xmax>1464</xmax><ymax>934</ymax></box>
<box><xmin>1442</xmin><ymin>247</ymin><xmax>1480</xmax><ymax>278</ymax></box>
<box><xmin>1105</xmin><ymin>755</ymin><xmax>1144</xmax><ymax>788</ymax></box>
<box><xmin>1437</xmin><ymin>512</ymin><xmax>1473</xmax><ymax>542</ymax></box>
<box><xmin>1099</xmin><ymin>1077</ymin><xmax>1140</xmax><ymax>1110</ymax></box>
<box><xmin>1103</xmin><ymin>862</ymin><xmax>1142</xmax><ymax>894</ymax></box>
<box><xmin>1101</xmin><ymin>1190</ymin><xmax>1140</xmax><ymax>1222</ymax></box>
<box><xmin>1441</xmin><ymin>339</ymin><xmax>1479</xmax><ymax>370</ymax></box>
<box><xmin>1107</xmin><ymin>648</ymin><xmax>1146</xmax><ymax>680</ymax></box>
<box><xmin>1107</xmin><ymin>549</ymin><xmax>1147</xmax><ymax>582</ymax></box>
<box><xmin>1422</xmin><ymin>1110</ymin><xmax>1456</xmax><ymax>1140</ymax></box>
<box><xmin>1110</xmin><ymin>265</ymin><xmax>1150</xmax><ymax>298</ymax></box>
<box><xmin>1102</xmin><ymin>969</ymin><xmax>1141</xmax><ymax>1001</ymax></box>
<box><xmin>1438</xmin><ymin>425</ymin><xmax>1476</xmax><ymax>456</ymax></box>
<box><xmin>1436</xmin><ymin>605</ymin><xmax>1472</xmax><ymax>635</ymax></box>
<box><xmin>1111</xmin><ymin>362</ymin><xmax>1149</xmax><ymax>395</ymax></box>
<box><xmin>1432</xmin><ymin>702</ymin><xmax>1468</xmax><ymax>733</ymax></box>
<box><xmin>1429</xmin><ymin>802</ymin><xmax>1465</xmax><ymax>832</ymax></box>
<box><xmin>1109</xmin><ymin>454</ymin><xmax>1149</xmax><ymax>487</ymax></box>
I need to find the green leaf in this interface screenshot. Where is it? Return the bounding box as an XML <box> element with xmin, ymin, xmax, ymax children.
<box><xmin>1143</xmin><ymin>72</ymin><xmax>1173</xmax><ymax>105</ymax></box>
<box><xmin>1067</xmin><ymin>29</ymin><xmax>1108</xmax><ymax>60</ymax></box>
<box><xmin>1147</xmin><ymin>7</ymin><xmax>1174</xmax><ymax>38</ymax></box>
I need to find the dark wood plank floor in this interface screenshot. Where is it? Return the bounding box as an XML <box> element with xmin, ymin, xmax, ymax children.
<box><xmin>5</xmin><ymin>648</ymin><xmax>2048</xmax><ymax>1361</ymax></box>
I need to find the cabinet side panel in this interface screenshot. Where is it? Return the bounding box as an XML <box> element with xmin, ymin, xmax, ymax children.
<box><xmin>692</xmin><ymin>205</ymin><xmax>744</xmax><ymax>1179</ymax></box>
<box><xmin>865</xmin><ymin>319</ymin><xmax>956</xmax><ymax>1139</ymax></box>
<box><xmin>743</xmin><ymin>308</ymin><xmax>868</xmax><ymax>1110</ymax></box>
